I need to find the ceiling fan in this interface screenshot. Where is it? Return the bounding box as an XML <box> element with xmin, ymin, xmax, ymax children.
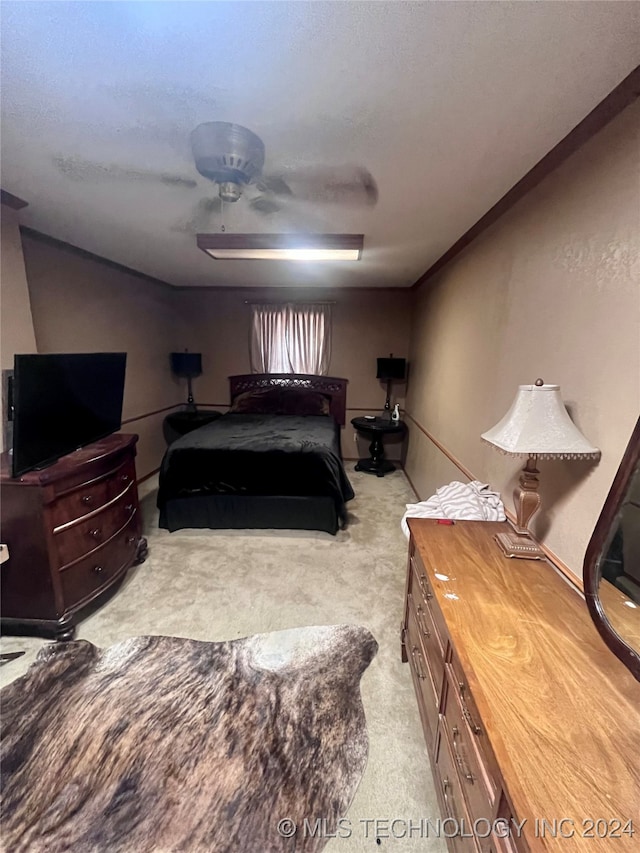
<box><xmin>190</xmin><ymin>121</ymin><xmax>377</xmax><ymax>208</ymax></box>
<box><xmin>55</xmin><ymin>121</ymin><xmax>378</xmax><ymax>229</ymax></box>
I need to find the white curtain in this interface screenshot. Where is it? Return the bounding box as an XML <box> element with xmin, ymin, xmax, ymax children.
<box><xmin>250</xmin><ymin>303</ymin><xmax>331</xmax><ymax>375</ymax></box>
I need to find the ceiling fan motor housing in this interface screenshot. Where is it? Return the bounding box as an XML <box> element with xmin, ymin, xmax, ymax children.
<box><xmin>191</xmin><ymin>122</ymin><xmax>265</xmax><ymax>201</ymax></box>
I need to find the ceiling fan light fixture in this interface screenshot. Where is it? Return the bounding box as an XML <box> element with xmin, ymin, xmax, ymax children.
<box><xmin>217</xmin><ymin>181</ymin><xmax>242</xmax><ymax>202</ymax></box>
<box><xmin>196</xmin><ymin>233</ymin><xmax>364</xmax><ymax>261</ymax></box>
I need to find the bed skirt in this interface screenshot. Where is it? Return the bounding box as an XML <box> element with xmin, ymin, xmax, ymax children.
<box><xmin>158</xmin><ymin>494</ymin><xmax>342</xmax><ymax>535</ymax></box>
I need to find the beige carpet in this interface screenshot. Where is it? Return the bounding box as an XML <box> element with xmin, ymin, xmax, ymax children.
<box><xmin>1</xmin><ymin>469</ymin><xmax>446</xmax><ymax>852</ymax></box>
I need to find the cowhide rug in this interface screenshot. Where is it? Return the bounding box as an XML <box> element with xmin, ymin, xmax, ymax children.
<box><xmin>1</xmin><ymin>625</ymin><xmax>377</xmax><ymax>853</ymax></box>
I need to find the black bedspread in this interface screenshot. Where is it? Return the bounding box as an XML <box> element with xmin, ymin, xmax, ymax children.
<box><xmin>157</xmin><ymin>413</ymin><xmax>354</xmax><ymax>520</ymax></box>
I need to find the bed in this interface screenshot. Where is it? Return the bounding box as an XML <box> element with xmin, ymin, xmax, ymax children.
<box><xmin>157</xmin><ymin>374</ymin><xmax>354</xmax><ymax>535</ymax></box>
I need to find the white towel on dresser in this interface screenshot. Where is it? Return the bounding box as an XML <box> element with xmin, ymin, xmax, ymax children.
<box><xmin>401</xmin><ymin>480</ymin><xmax>506</xmax><ymax>539</ymax></box>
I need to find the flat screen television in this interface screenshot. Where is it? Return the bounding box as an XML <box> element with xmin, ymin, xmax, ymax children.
<box><xmin>10</xmin><ymin>353</ymin><xmax>127</xmax><ymax>478</ymax></box>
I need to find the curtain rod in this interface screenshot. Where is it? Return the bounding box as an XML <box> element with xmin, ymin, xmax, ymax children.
<box><xmin>244</xmin><ymin>301</ymin><xmax>336</xmax><ymax>305</ymax></box>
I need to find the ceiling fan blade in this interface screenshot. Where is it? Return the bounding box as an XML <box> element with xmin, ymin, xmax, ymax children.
<box><xmin>248</xmin><ymin>195</ymin><xmax>283</xmax><ymax>216</ymax></box>
<box><xmin>171</xmin><ymin>196</ymin><xmax>222</xmax><ymax>233</ymax></box>
<box><xmin>53</xmin><ymin>156</ymin><xmax>198</xmax><ymax>189</ymax></box>
<box><xmin>242</xmin><ymin>183</ymin><xmax>284</xmax><ymax>216</ymax></box>
<box><xmin>260</xmin><ymin>165</ymin><xmax>378</xmax><ymax>207</ymax></box>
<box><xmin>255</xmin><ymin>175</ymin><xmax>293</xmax><ymax>197</ymax></box>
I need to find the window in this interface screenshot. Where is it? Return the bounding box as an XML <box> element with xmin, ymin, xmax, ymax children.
<box><xmin>250</xmin><ymin>303</ymin><xmax>331</xmax><ymax>375</ymax></box>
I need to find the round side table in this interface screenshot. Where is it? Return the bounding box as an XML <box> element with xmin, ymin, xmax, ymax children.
<box><xmin>350</xmin><ymin>416</ymin><xmax>406</xmax><ymax>477</ymax></box>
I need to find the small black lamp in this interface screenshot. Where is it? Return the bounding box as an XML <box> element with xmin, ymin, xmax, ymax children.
<box><xmin>376</xmin><ymin>354</ymin><xmax>407</xmax><ymax>411</ymax></box>
<box><xmin>170</xmin><ymin>350</ymin><xmax>202</xmax><ymax>413</ymax></box>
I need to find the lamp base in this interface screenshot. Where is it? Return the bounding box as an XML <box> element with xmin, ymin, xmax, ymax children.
<box><xmin>494</xmin><ymin>532</ymin><xmax>545</xmax><ymax>560</ymax></box>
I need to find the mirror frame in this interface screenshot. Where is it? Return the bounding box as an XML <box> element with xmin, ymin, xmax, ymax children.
<box><xmin>584</xmin><ymin>416</ymin><xmax>640</xmax><ymax>681</ymax></box>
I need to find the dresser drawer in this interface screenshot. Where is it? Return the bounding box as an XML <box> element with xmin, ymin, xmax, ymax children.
<box><xmin>408</xmin><ymin>589</ymin><xmax>445</xmax><ymax>702</ymax></box>
<box><xmin>486</xmin><ymin>823</ymin><xmax>526</xmax><ymax>853</ymax></box>
<box><xmin>406</xmin><ymin>593</ymin><xmax>440</xmax><ymax>746</ymax></box>
<box><xmin>53</xmin><ymin>482</ymin><xmax>137</xmax><ymax>568</ymax></box>
<box><xmin>59</xmin><ymin>513</ymin><xmax>139</xmax><ymax>609</ymax></box>
<box><xmin>410</xmin><ymin>546</ymin><xmax>449</xmax><ymax>653</ymax></box>
<box><xmin>50</xmin><ymin>474</ymin><xmax>111</xmax><ymax>528</ymax></box>
<box><xmin>435</xmin><ymin>725</ymin><xmax>479</xmax><ymax>853</ymax></box>
<box><xmin>108</xmin><ymin>461</ymin><xmax>136</xmax><ymax>496</ymax></box>
<box><xmin>448</xmin><ymin>652</ymin><xmax>499</xmax><ymax>793</ymax></box>
<box><xmin>50</xmin><ymin>459</ymin><xmax>136</xmax><ymax>528</ymax></box>
<box><xmin>442</xmin><ymin>666</ymin><xmax>496</xmax><ymax>840</ymax></box>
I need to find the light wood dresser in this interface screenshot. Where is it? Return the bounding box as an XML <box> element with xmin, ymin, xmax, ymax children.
<box><xmin>402</xmin><ymin>518</ymin><xmax>640</xmax><ymax>853</ymax></box>
<box><xmin>1</xmin><ymin>434</ymin><xmax>147</xmax><ymax>640</ymax></box>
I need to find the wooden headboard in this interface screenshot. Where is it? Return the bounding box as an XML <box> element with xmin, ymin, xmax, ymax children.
<box><xmin>228</xmin><ymin>374</ymin><xmax>348</xmax><ymax>426</ymax></box>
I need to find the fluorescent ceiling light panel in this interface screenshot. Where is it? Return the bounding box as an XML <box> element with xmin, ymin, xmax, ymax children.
<box><xmin>204</xmin><ymin>248</ymin><xmax>360</xmax><ymax>261</ymax></box>
<box><xmin>197</xmin><ymin>233</ymin><xmax>363</xmax><ymax>261</ymax></box>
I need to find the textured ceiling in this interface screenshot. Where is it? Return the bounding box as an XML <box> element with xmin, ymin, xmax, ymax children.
<box><xmin>1</xmin><ymin>1</ymin><xmax>639</xmax><ymax>289</ymax></box>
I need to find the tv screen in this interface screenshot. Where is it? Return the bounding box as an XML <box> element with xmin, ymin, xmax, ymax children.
<box><xmin>11</xmin><ymin>353</ymin><xmax>127</xmax><ymax>478</ymax></box>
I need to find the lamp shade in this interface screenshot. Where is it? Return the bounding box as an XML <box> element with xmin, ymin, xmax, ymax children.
<box><xmin>170</xmin><ymin>352</ymin><xmax>202</xmax><ymax>378</ymax></box>
<box><xmin>376</xmin><ymin>357</ymin><xmax>406</xmax><ymax>380</ymax></box>
<box><xmin>481</xmin><ymin>383</ymin><xmax>600</xmax><ymax>459</ymax></box>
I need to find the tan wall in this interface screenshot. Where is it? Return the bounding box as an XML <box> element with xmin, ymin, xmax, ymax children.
<box><xmin>0</xmin><ymin>207</ymin><xmax>36</xmax><ymax>367</ymax></box>
<box><xmin>21</xmin><ymin>235</ymin><xmax>192</xmax><ymax>479</ymax></box>
<box><xmin>174</xmin><ymin>287</ymin><xmax>412</xmax><ymax>459</ymax></box>
<box><xmin>0</xmin><ymin>205</ymin><xmax>37</xmax><ymax>450</ymax></box>
<box><xmin>405</xmin><ymin>100</ymin><xmax>640</xmax><ymax>579</ymax></box>
<box><xmin>6</xmin><ymin>226</ymin><xmax>411</xmax><ymax>476</ymax></box>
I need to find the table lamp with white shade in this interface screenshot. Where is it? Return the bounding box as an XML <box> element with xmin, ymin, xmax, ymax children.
<box><xmin>481</xmin><ymin>379</ymin><xmax>600</xmax><ymax>559</ymax></box>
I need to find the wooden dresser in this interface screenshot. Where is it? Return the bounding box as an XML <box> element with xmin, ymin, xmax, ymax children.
<box><xmin>402</xmin><ymin>518</ymin><xmax>640</xmax><ymax>853</ymax></box>
<box><xmin>1</xmin><ymin>434</ymin><xmax>147</xmax><ymax>640</ymax></box>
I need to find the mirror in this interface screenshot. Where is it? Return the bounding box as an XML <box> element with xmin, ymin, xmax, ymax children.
<box><xmin>584</xmin><ymin>417</ymin><xmax>640</xmax><ymax>681</ymax></box>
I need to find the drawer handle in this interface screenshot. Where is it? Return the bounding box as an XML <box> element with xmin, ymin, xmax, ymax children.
<box><xmin>93</xmin><ymin>565</ymin><xmax>104</xmax><ymax>575</ymax></box>
<box><xmin>494</xmin><ymin>820</ymin><xmax>510</xmax><ymax>839</ymax></box>
<box><xmin>126</xmin><ymin>535</ymin><xmax>136</xmax><ymax>545</ymax></box>
<box><xmin>82</xmin><ymin>495</ymin><xmax>94</xmax><ymax>505</ymax></box>
<box><xmin>418</xmin><ymin>574</ymin><xmax>433</xmax><ymax>601</ymax></box>
<box><xmin>451</xmin><ymin>725</ymin><xmax>475</xmax><ymax>783</ymax></box>
<box><xmin>411</xmin><ymin>646</ymin><xmax>426</xmax><ymax>680</ymax></box>
<box><xmin>441</xmin><ymin>777</ymin><xmax>459</xmax><ymax>824</ymax></box>
<box><xmin>89</xmin><ymin>528</ymin><xmax>102</xmax><ymax>540</ymax></box>
<box><xmin>125</xmin><ymin>503</ymin><xmax>134</xmax><ymax>513</ymax></box>
<box><xmin>458</xmin><ymin>681</ymin><xmax>482</xmax><ymax>735</ymax></box>
<box><xmin>416</xmin><ymin>605</ymin><xmax>431</xmax><ymax>639</ymax></box>
<box><xmin>121</xmin><ymin>473</ymin><xmax>130</xmax><ymax>483</ymax></box>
